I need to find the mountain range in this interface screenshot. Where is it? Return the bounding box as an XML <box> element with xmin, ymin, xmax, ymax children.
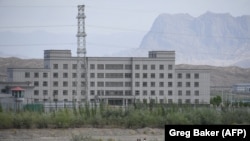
<box><xmin>116</xmin><ymin>12</ymin><xmax>250</xmax><ymax>68</ymax></box>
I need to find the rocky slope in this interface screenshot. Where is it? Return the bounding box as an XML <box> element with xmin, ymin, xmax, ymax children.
<box><xmin>138</xmin><ymin>12</ymin><xmax>250</xmax><ymax>67</ymax></box>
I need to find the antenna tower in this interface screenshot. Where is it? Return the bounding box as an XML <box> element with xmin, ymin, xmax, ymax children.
<box><xmin>76</xmin><ymin>5</ymin><xmax>88</xmax><ymax>102</ymax></box>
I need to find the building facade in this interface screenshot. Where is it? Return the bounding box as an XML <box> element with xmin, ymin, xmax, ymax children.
<box><xmin>7</xmin><ymin>50</ymin><xmax>210</xmax><ymax>105</ymax></box>
<box><xmin>232</xmin><ymin>83</ymin><xmax>250</xmax><ymax>94</ymax></box>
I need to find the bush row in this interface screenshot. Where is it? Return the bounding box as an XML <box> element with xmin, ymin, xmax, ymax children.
<box><xmin>0</xmin><ymin>103</ymin><xmax>250</xmax><ymax>129</ymax></box>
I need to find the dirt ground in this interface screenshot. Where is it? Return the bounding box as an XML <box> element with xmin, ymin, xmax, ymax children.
<box><xmin>0</xmin><ymin>128</ymin><xmax>164</xmax><ymax>141</ymax></box>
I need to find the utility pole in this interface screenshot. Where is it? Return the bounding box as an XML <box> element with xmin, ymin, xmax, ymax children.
<box><xmin>76</xmin><ymin>5</ymin><xmax>88</xmax><ymax>104</ymax></box>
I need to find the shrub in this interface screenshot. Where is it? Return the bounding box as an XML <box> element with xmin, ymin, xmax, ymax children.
<box><xmin>0</xmin><ymin>112</ymin><xmax>13</xmax><ymax>128</ymax></box>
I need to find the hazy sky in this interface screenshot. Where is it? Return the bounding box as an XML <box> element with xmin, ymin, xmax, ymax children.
<box><xmin>0</xmin><ymin>0</ymin><xmax>250</xmax><ymax>58</ymax></box>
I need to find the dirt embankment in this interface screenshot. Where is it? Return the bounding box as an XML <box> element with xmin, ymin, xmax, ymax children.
<box><xmin>0</xmin><ymin>128</ymin><xmax>164</xmax><ymax>141</ymax></box>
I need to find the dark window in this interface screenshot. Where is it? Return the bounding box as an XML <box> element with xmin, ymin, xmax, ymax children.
<box><xmin>168</xmin><ymin>90</ymin><xmax>173</xmax><ymax>96</ymax></box>
<box><xmin>53</xmin><ymin>81</ymin><xmax>58</xmax><ymax>87</ymax></box>
<box><xmin>168</xmin><ymin>82</ymin><xmax>173</xmax><ymax>87</ymax></box>
<box><xmin>72</xmin><ymin>73</ymin><xmax>77</xmax><ymax>78</ymax></box>
<box><xmin>151</xmin><ymin>73</ymin><xmax>155</xmax><ymax>78</ymax></box>
<box><xmin>97</xmin><ymin>73</ymin><xmax>104</xmax><ymax>78</ymax></box>
<box><xmin>168</xmin><ymin>73</ymin><xmax>173</xmax><ymax>79</ymax></box>
<box><xmin>159</xmin><ymin>82</ymin><xmax>164</xmax><ymax>87</ymax></box>
<box><xmin>178</xmin><ymin>90</ymin><xmax>182</xmax><ymax>96</ymax></box>
<box><xmin>135</xmin><ymin>90</ymin><xmax>140</xmax><ymax>96</ymax></box>
<box><xmin>63</xmin><ymin>64</ymin><xmax>68</xmax><ymax>69</ymax></box>
<box><xmin>53</xmin><ymin>73</ymin><xmax>58</xmax><ymax>78</ymax></box>
<box><xmin>43</xmin><ymin>81</ymin><xmax>48</xmax><ymax>87</ymax></box>
<box><xmin>177</xmin><ymin>73</ymin><xmax>182</xmax><ymax>79</ymax></box>
<box><xmin>97</xmin><ymin>64</ymin><xmax>104</xmax><ymax>69</ymax></box>
<box><xmin>186</xmin><ymin>90</ymin><xmax>191</xmax><ymax>96</ymax></box>
<box><xmin>43</xmin><ymin>73</ymin><xmax>48</xmax><ymax>78</ymax></box>
<box><xmin>72</xmin><ymin>64</ymin><xmax>77</xmax><ymax>69</ymax></box>
<box><xmin>90</xmin><ymin>73</ymin><xmax>95</xmax><ymax>78</ymax></box>
<box><xmin>135</xmin><ymin>73</ymin><xmax>140</xmax><ymax>78</ymax></box>
<box><xmin>90</xmin><ymin>64</ymin><xmax>95</xmax><ymax>69</ymax></box>
<box><xmin>125</xmin><ymin>73</ymin><xmax>132</xmax><ymax>78</ymax></box>
<box><xmin>125</xmin><ymin>64</ymin><xmax>132</xmax><ymax>70</ymax></box>
<box><xmin>63</xmin><ymin>73</ymin><xmax>68</xmax><ymax>78</ymax></box>
<box><xmin>53</xmin><ymin>90</ymin><xmax>58</xmax><ymax>96</ymax></box>
<box><xmin>195</xmin><ymin>91</ymin><xmax>199</xmax><ymax>96</ymax></box>
<box><xmin>63</xmin><ymin>90</ymin><xmax>68</xmax><ymax>95</ymax></box>
<box><xmin>194</xmin><ymin>82</ymin><xmax>199</xmax><ymax>87</ymax></box>
<box><xmin>34</xmin><ymin>81</ymin><xmax>39</xmax><ymax>86</ymax></box>
<box><xmin>159</xmin><ymin>73</ymin><xmax>164</xmax><ymax>78</ymax></box>
<box><xmin>185</xmin><ymin>99</ymin><xmax>191</xmax><ymax>104</ymax></box>
<box><xmin>72</xmin><ymin>81</ymin><xmax>77</xmax><ymax>87</ymax></box>
<box><xmin>177</xmin><ymin>82</ymin><xmax>182</xmax><ymax>87</ymax></box>
<box><xmin>97</xmin><ymin>82</ymin><xmax>104</xmax><ymax>87</ymax></box>
<box><xmin>34</xmin><ymin>90</ymin><xmax>39</xmax><ymax>95</ymax></box>
<box><xmin>53</xmin><ymin>64</ymin><xmax>58</xmax><ymax>69</ymax></box>
<box><xmin>34</xmin><ymin>72</ymin><xmax>39</xmax><ymax>78</ymax></box>
<box><xmin>135</xmin><ymin>64</ymin><xmax>140</xmax><ymax>70</ymax></box>
<box><xmin>159</xmin><ymin>90</ymin><xmax>164</xmax><ymax>96</ymax></box>
<box><xmin>63</xmin><ymin>81</ymin><xmax>68</xmax><ymax>87</ymax></box>
<box><xmin>168</xmin><ymin>64</ymin><xmax>173</xmax><ymax>70</ymax></box>
<box><xmin>195</xmin><ymin>73</ymin><xmax>199</xmax><ymax>79</ymax></box>
<box><xmin>151</xmin><ymin>82</ymin><xmax>155</xmax><ymax>87</ymax></box>
<box><xmin>90</xmin><ymin>82</ymin><xmax>95</xmax><ymax>87</ymax></box>
<box><xmin>159</xmin><ymin>65</ymin><xmax>164</xmax><ymax>70</ymax></box>
<box><xmin>150</xmin><ymin>90</ymin><xmax>155</xmax><ymax>96</ymax></box>
<box><xmin>151</xmin><ymin>65</ymin><xmax>155</xmax><ymax>70</ymax></box>
<box><xmin>43</xmin><ymin>90</ymin><xmax>48</xmax><ymax>95</ymax></box>
<box><xmin>25</xmin><ymin>72</ymin><xmax>30</xmax><ymax>78</ymax></box>
<box><xmin>135</xmin><ymin>82</ymin><xmax>140</xmax><ymax>87</ymax></box>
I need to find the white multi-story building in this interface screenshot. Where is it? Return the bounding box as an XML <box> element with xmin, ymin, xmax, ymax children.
<box><xmin>7</xmin><ymin>50</ymin><xmax>210</xmax><ymax>105</ymax></box>
<box><xmin>5</xmin><ymin>5</ymin><xmax>210</xmax><ymax>106</ymax></box>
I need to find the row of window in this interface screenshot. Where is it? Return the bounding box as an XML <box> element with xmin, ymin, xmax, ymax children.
<box><xmin>33</xmin><ymin>81</ymin><xmax>199</xmax><ymax>88</ymax></box>
<box><xmin>34</xmin><ymin>90</ymin><xmax>86</xmax><ymax>96</ymax></box>
<box><xmin>141</xmin><ymin>98</ymin><xmax>201</xmax><ymax>104</ymax></box>
<box><xmin>26</xmin><ymin>72</ymin><xmax>199</xmax><ymax>80</ymax></box>
<box><xmin>35</xmin><ymin>98</ymin><xmax>200</xmax><ymax>104</ymax></box>
<box><xmin>90</xmin><ymin>81</ymin><xmax>199</xmax><ymax>88</ymax></box>
<box><xmin>34</xmin><ymin>89</ymin><xmax>199</xmax><ymax>96</ymax></box>
<box><xmin>177</xmin><ymin>73</ymin><xmax>199</xmax><ymax>79</ymax></box>
<box><xmin>53</xmin><ymin>64</ymin><xmax>81</xmax><ymax>70</ymax></box>
<box><xmin>51</xmin><ymin>63</ymin><xmax>173</xmax><ymax>70</ymax></box>
<box><xmin>89</xmin><ymin>64</ymin><xmax>173</xmax><ymax>70</ymax></box>
<box><xmin>25</xmin><ymin>72</ymin><xmax>48</xmax><ymax>78</ymax></box>
<box><xmin>91</xmin><ymin>73</ymin><xmax>173</xmax><ymax>79</ymax></box>
<box><xmin>89</xmin><ymin>90</ymin><xmax>200</xmax><ymax>96</ymax></box>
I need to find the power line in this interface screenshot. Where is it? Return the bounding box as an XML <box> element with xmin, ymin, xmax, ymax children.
<box><xmin>0</xmin><ymin>24</ymin><xmax>249</xmax><ymax>40</ymax></box>
<box><xmin>0</xmin><ymin>43</ymin><xmax>75</xmax><ymax>47</ymax></box>
<box><xmin>0</xmin><ymin>5</ymin><xmax>75</xmax><ymax>8</ymax></box>
<box><xmin>0</xmin><ymin>42</ymin><xmax>249</xmax><ymax>58</ymax></box>
<box><xmin>0</xmin><ymin>25</ymin><xmax>75</xmax><ymax>29</ymax></box>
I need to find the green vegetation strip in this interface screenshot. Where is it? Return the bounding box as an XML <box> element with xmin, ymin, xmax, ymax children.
<box><xmin>0</xmin><ymin>102</ymin><xmax>250</xmax><ymax>129</ymax></box>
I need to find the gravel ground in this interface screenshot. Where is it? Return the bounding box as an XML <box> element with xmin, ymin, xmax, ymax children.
<box><xmin>0</xmin><ymin>128</ymin><xmax>164</xmax><ymax>141</ymax></box>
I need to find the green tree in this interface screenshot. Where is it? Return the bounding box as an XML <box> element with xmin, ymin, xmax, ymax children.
<box><xmin>210</xmin><ymin>95</ymin><xmax>222</xmax><ymax>106</ymax></box>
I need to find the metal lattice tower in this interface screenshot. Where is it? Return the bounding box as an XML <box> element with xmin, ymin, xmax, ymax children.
<box><xmin>76</xmin><ymin>5</ymin><xmax>88</xmax><ymax>102</ymax></box>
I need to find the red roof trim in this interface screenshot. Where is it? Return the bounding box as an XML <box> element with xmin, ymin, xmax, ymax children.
<box><xmin>11</xmin><ymin>86</ymin><xmax>25</xmax><ymax>91</ymax></box>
